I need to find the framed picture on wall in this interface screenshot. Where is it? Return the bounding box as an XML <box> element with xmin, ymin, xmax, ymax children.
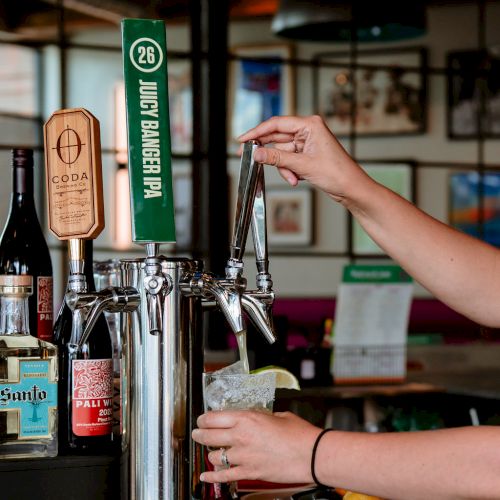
<box><xmin>447</xmin><ymin>50</ymin><xmax>500</xmax><ymax>139</ymax></box>
<box><xmin>352</xmin><ymin>163</ymin><xmax>414</xmax><ymax>255</ymax></box>
<box><xmin>229</xmin><ymin>44</ymin><xmax>295</xmax><ymax>152</ymax></box>
<box><xmin>449</xmin><ymin>171</ymin><xmax>500</xmax><ymax>246</ymax></box>
<box><xmin>168</xmin><ymin>60</ymin><xmax>192</xmax><ymax>154</ymax></box>
<box><xmin>313</xmin><ymin>47</ymin><xmax>427</xmax><ymax>137</ymax></box>
<box><xmin>266</xmin><ymin>186</ymin><xmax>313</xmax><ymax>247</ymax></box>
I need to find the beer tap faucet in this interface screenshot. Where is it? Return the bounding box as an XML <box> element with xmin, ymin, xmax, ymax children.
<box><xmin>180</xmin><ymin>141</ymin><xmax>276</xmax><ymax>342</ymax></box>
<box><xmin>187</xmin><ymin>272</ymin><xmax>245</xmax><ymax>335</ymax></box>
<box><xmin>68</xmin><ymin>286</ymin><xmax>140</xmax><ymax>349</ymax></box>
<box><xmin>182</xmin><ymin>141</ymin><xmax>276</xmax><ymax>343</ymax></box>
<box><xmin>226</xmin><ymin>140</ymin><xmax>276</xmax><ymax>344</ymax></box>
<box><xmin>143</xmin><ymin>243</ymin><xmax>169</xmax><ymax>336</ymax></box>
<box><xmin>44</xmin><ymin>108</ymin><xmax>108</xmax><ymax>359</ymax></box>
<box><xmin>241</xmin><ymin>158</ymin><xmax>276</xmax><ymax>343</ymax></box>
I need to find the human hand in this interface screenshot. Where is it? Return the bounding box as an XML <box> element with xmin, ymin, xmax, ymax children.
<box><xmin>192</xmin><ymin>410</ymin><xmax>322</xmax><ymax>485</ymax></box>
<box><xmin>238</xmin><ymin>115</ymin><xmax>369</xmax><ymax>203</ymax></box>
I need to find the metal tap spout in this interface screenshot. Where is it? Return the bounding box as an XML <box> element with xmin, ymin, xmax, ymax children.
<box><xmin>241</xmin><ymin>292</ymin><xmax>276</xmax><ymax>344</ymax></box>
<box><xmin>66</xmin><ymin>287</ymin><xmax>140</xmax><ymax>349</ymax></box>
<box><xmin>189</xmin><ymin>273</ymin><xmax>245</xmax><ymax>334</ymax></box>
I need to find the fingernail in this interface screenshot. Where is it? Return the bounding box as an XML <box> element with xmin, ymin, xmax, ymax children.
<box><xmin>200</xmin><ymin>473</ymin><xmax>206</xmax><ymax>482</ymax></box>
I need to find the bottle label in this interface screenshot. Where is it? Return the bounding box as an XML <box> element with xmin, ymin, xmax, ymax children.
<box><xmin>37</xmin><ymin>276</ymin><xmax>53</xmax><ymax>342</ymax></box>
<box><xmin>72</xmin><ymin>359</ymin><xmax>113</xmax><ymax>436</ymax></box>
<box><xmin>0</xmin><ymin>360</ymin><xmax>57</xmax><ymax>438</ymax></box>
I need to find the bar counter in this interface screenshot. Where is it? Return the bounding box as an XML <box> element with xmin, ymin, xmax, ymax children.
<box><xmin>277</xmin><ymin>369</ymin><xmax>500</xmax><ymax>401</ymax></box>
<box><xmin>1</xmin><ymin>345</ymin><xmax>499</xmax><ymax>500</ymax></box>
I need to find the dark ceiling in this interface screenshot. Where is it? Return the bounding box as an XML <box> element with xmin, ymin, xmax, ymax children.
<box><xmin>0</xmin><ymin>0</ymin><xmax>490</xmax><ymax>42</ymax></box>
<box><xmin>0</xmin><ymin>0</ymin><xmax>280</xmax><ymax>40</ymax></box>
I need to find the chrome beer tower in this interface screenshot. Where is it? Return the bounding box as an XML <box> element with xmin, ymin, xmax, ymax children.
<box><xmin>66</xmin><ymin>141</ymin><xmax>276</xmax><ymax>499</ymax></box>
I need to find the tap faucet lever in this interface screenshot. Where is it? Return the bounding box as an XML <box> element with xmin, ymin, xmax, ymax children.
<box><xmin>250</xmin><ymin>165</ymin><xmax>273</xmax><ymax>291</ymax></box>
<box><xmin>230</xmin><ymin>140</ymin><xmax>263</xmax><ymax>266</ymax></box>
<box><xmin>251</xmin><ymin>165</ymin><xmax>266</xmax><ymax>268</ymax></box>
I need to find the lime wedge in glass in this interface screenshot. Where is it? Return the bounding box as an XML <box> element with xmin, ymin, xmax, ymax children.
<box><xmin>251</xmin><ymin>366</ymin><xmax>300</xmax><ymax>390</ymax></box>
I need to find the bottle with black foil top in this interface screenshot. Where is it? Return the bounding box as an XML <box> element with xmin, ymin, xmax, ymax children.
<box><xmin>54</xmin><ymin>240</ymin><xmax>115</xmax><ymax>454</ymax></box>
<box><xmin>0</xmin><ymin>149</ymin><xmax>53</xmax><ymax>342</ymax></box>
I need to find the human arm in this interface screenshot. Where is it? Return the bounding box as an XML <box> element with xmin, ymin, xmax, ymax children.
<box><xmin>192</xmin><ymin>410</ymin><xmax>500</xmax><ymax>500</ymax></box>
<box><xmin>238</xmin><ymin>115</ymin><xmax>500</xmax><ymax>327</ymax></box>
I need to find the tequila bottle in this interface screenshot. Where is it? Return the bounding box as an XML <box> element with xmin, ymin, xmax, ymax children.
<box><xmin>0</xmin><ymin>274</ymin><xmax>58</xmax><ymax>459</ymax></box>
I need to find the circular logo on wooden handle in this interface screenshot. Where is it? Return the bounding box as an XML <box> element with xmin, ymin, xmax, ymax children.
<box><xmin>55</xmin><ymin>126</ymin><xmax>85</xmax><ymax>165</ymax></box>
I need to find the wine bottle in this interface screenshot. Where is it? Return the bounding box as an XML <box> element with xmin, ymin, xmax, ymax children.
<box><xmin>0</xmin><ymin>149</ymin><xmax>53</xmax><ymax>342</ymax></box>
<box><xmin>54</xmin><ymin>240</ymin><xmax>115</xmax><ymax>454</ymax></box>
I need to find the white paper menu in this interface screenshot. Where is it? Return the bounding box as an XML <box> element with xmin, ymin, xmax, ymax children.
<box><xmin>332</xmin><ymin>265</ymin><xmax>413</xmax><ymax>384</ymax></box>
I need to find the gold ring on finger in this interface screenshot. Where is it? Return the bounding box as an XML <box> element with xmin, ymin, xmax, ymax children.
<box><xmin>271</xmin><ymin>151</ymin><xmax>281</xmax><ymax>168</ymax></box>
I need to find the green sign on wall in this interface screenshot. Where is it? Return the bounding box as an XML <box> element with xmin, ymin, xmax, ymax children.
<box><xmin>121</xmin><ymin>18</ymin><xmax>176</xmax><ymax>243</ymax></box>
<box><xmin>342</xmin><ymin>265</ymin><xmax>412</xmax><ymax>283</ymax></box>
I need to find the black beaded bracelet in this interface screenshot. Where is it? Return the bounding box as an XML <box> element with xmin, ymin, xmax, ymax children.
<box><xmin>310</xmin><ymin>428</ymin><xmax>335</xmax><ymax>487</ymax></box>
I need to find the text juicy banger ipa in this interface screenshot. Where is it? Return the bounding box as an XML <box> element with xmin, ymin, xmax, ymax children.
<box><xmin>122</xmin><ymin>19</ymin><xmax>176</xmax><ymax>244</ymax></box>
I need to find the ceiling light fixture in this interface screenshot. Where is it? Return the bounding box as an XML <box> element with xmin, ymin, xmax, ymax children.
<box><xmin>272</xmin><ymin>0</ymin><xmax>426</xmax><ymax>42</ymax></box>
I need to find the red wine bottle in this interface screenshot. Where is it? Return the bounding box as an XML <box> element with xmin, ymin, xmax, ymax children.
<box><xmin>0</xmin><ymin>149</ymin><xmax>53</xmax><ymax>341</ymax></box>
<box><xmin>54</xmin><ymin>239</ymin><xmax>116</xmax><ymax>454</ymax></box>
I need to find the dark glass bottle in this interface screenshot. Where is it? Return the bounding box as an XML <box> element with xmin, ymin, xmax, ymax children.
<box><xmin>0</xmin><ymin>149</ymin><xmax>53</xmax><ymax>342</ymax></box>
<box><xmin>54</xmin><ymin>240</ymin><xmax>115</xmax><ymax>454</ymax></box>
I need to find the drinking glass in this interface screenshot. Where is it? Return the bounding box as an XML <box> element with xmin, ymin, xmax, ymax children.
<box><xmin>203</xmin><ymin>371</ymin><xmax>276</xmax><ymax>413</ymax></box>
<box><xmin>202</xmin><ymin>371</ymin><xmax>277</xmax><ymax>499</ymax></box>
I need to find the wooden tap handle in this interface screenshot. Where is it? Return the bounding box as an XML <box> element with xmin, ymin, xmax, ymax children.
<box><xmin>44</xmin><ymin>108</ymin><xmax>105</xmax><ymax>240</ymax></box>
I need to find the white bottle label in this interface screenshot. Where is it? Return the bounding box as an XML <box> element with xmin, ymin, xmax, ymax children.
<box><xmin>72</xmin><ymin>358</ymin><xmax>113</xmax><ymax>437</ymax></box>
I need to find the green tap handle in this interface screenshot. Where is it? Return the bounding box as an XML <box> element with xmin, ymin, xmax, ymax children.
<box><xmin>121</xmin><ymin>19</ymin><xmax>176</xmax><ymax>244</ymax></box>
